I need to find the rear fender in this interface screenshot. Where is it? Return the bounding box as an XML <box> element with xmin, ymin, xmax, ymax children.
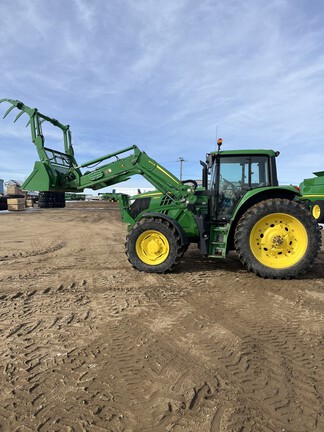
<box><xmin>232</xmin><ymin>186</ymin><xmax>299</xmax><ymax>220</ymax></box>
<box><xmin>227</xmin><ymin>186</ymin><xmax>300</xmax><ymax>251</ymax></box>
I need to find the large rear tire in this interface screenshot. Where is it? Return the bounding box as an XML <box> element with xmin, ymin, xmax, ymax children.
<box><xmin>311</xmin><ymin>200</ymin><xmax>324</xmax><ymax>223</ymax></box>
<box><xmin>234</xmin><ymin>199</ymin><xmax>321</xmax><ymax>279</ymax></box>
<box><xmin>125</xmin><ymin>217</ymin><xmax>185</xmax><ymax>273</ymax></box>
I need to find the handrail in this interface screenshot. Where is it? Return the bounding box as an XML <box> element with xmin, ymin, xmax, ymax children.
<box><xmin>77</xmin><ymin>145</ymin><xmax>137</xmax><ymax>168</ymax></box>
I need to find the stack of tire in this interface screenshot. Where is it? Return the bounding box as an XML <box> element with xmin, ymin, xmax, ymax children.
<box><xmin>38</xmin><ymin>191</ymin><xmax>66</xmax><ymax>208</ymax></box>
<box><xmin>0</xmin><ymin>196</ymin><xmax>7</xmax><ymax>211</ymax></box>
<box><xmin>0</xmin><ymin>193</ymin><xmax>26</xmax><ymax>211</ymax></box>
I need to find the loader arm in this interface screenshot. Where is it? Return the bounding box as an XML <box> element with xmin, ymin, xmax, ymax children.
<box><xmin>70</xmin><ymin>144</ymin><xmax>188</xmax><ymax>200</ymax></box>
<box><xmin>0</xmin><ymin>99</ymin><xmax>190</xmax><ymax>200</ymax></box>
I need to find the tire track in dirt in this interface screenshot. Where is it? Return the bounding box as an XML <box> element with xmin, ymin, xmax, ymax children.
<box><xmin>159</xmin><ymin>270</ymin><xmax>324</xmax><ymax>432</ymax></box>
<box><xmin>88</xmin><ymin>277</ymin><xmax>229</xmax><ymax>431</ymax></box>
<box><xmin>41</xmin><ymin>275</ymin><xmax>229</xmax><ymax>431</ymax></box>
<box><xmin>0</xmin><ymin>208</ymin><xmax>323</xmax><ymax>431</ymax></box>
<box><xmin>0</xmin><ymin>281</ymin><xmax>101</xmax><ymax>431</ymax></box>
<box><xmin>0</xmin><ymin>241</ymin><xmax>66</xmax><ymax>263</ymax></box>
<box><xmin>94</xmin><ymin>317</ymin><xmax>223</xmax><ymax>431</ymax></box>
<box><xmin>84</xmin><ymin>268</ymin><xmax>324</xmax><ymax>431</ymax></box>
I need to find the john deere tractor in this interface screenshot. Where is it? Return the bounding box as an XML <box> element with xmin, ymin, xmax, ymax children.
<box><xmin>0</xmin><ymin>98</ymin><xmax>321</xmax><ymax>279</ymax></box>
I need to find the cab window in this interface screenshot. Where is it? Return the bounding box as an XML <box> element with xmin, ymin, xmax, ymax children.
<box><xmin>217</xmin><ymin>155</ymin><xmax>270</xmax><ymax>217</ymax></box>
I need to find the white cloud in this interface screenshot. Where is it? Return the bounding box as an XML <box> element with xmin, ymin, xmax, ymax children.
<box><xmin>0</xmin><ymin>0</ymin><xmax>324</xmax><ymax>188</ymax></box>
<box><xmin>73</xmin><ymin>0</ymin><xmax>96</xmax><ymax>31</ymax></box>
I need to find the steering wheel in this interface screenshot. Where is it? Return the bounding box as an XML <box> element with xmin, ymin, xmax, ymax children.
<box><xmin>221</xmin><ymin>178</ymin><xmax>240</xmax><ymax>198</ymax></box>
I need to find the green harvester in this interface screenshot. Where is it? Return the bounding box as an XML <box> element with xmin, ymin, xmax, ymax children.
<box><xmin>300</xmin><ymin>172</ymin><xmax>324</xmax><ymax>223</ymax></box>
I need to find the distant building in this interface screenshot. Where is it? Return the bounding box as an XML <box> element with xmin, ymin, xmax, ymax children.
<box><xmin>5</xmin><ymin>180</ymin><xmax>21</xmax><ymax>187</ymax></box>
<box><xmin>5</xmin><ymin>180</ymin><xmax>24</xmax><ymax>196</ymax></box>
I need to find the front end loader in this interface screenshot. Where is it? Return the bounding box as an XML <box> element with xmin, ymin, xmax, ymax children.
<box><xmin>1</xmin><ymin>98</ymin><xmax>321</xmax><ymax>279</ymax></box>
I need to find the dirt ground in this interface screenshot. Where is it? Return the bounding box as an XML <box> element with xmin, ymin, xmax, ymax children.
<box><xmin>0</xmin><ymin>201</ymin><xmax>323</xmax><ymax>432</ymax></box>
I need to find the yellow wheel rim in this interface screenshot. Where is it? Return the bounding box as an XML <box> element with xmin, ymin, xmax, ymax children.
<box><xmin>249</xmin><ymin>213</ymin><xmax>308</xmax><ymax>269</ymax></box>
<box><xmin>312</xmin><ymin>204</ymin><xmax>321</xmax><ymax>220</ymax></box>
<box><xmin>136</xmin><ymin>230</ymin><xmax>170</xmax><ymax>265</ymax></box>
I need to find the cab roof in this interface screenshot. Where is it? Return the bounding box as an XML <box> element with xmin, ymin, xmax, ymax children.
<box><xmin>209</xmin><ymin>149</ymin><xmax>277</xmax><ymax>157</ymax></box>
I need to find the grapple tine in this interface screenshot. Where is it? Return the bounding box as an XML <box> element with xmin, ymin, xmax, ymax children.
<box><xmin>14</xmin><ymin>110</ymin><xmax>25</xmax><ymax>123</ymax></box>
<box><xmin>3</xmin><ymin>104</ymin><xmax>16</xmax><ymax>119</ymax></box>
<box><xmin>26</xmin><ymin>119</ymin><xmax>31</xmax><ymax>128</ymax></box>
<box><xmin>0</xmin><ymin>98</ymin><xmax>13</xmax><ymax>104</ymax></box>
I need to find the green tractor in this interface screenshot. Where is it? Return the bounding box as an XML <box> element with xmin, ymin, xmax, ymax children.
<box><xmin>99</xmin><ymin>192</ymin><xmax>120</xmax><ymax>202</ymax></box>
<box><xmin>300</xmin><ymin>172</ymin><xmax>324</xmax><ymax>223</ymax></box>
<box><xmin>0</xmin><ymin>98</ymin><xmax>321</xmax><ymax>279</ymax></box>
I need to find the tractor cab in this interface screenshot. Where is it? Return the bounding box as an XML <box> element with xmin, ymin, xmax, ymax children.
<box><xmin>206</xmin><ymin>145</ymin><xmax>279</xmax><ymax>221</ymax></box>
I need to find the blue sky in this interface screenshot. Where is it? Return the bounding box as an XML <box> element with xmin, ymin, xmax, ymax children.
<box><xmin>1</xmin><ymin>0</ymin><xmax>324</xmax><ymax>192</ymax></box>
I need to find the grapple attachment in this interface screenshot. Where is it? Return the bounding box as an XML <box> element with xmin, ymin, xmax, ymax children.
<box><xmin>0</xmin><ymin>99</ymin><xmax>35</xmax><ymax>125</ymax></box>
<box><xmin>0</xmin><ymin>99</ymin><xmax>80</xmax><ymax>192</ymax></box>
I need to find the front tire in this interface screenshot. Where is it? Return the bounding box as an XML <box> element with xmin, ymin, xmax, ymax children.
<box><xmin>125</xmin><ymin>218</ymin><xmax>185</xmax><ymax>273</ymax></box>
<box><xmin>234</xmin><ymin>199</ymin><xmax>321</xmax><ymax>279</ymax></box>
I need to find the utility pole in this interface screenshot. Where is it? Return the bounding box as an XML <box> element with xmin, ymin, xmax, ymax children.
<box><xmin>177</xmin><ymin>157</ymin><xmax>186</xmax><ymax>181</ymax></box>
